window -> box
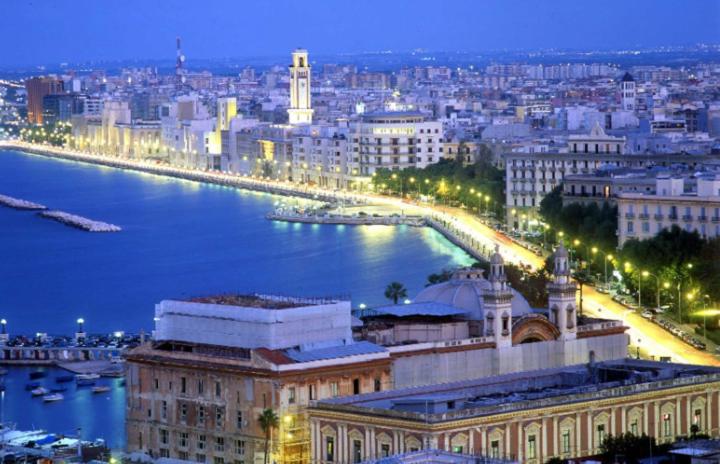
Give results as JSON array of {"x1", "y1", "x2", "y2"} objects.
[
  {"x1": 561, "y1": 430, "x2": 571, "y2": 454},
  {"x1": 352, "y1": 440, "x2": 362, "y2": 463},
  {"x1": 597, "y1": 424, "x2": 606, "y2": 444},
  {"x1": 181, "y1": 376, "x2": 186, "y2": 394},
  {"x1": 216, "y1": 407, "x2": 225, "y2": 429},
  {"x1": 490, "y1": 441, "x2": 500, "y2": 459},
  {"x1": 627, "y1": 221, "x2": 634, "y2": 233},
  {"x1": 198, "y1": 435, "x2": 206, "y2": 450},
  {"x1": 381, "y1": 444, "x2": 391, "y2": 457},
  {"x1": 216, "y1": 437, "x2": 225, "y2": 453},
  {"x1": 330, "y1": 382, "x2": 339, "y2": 397},
  {"x1": 161, "y1": 401, "x2": 167, "y2": 420},
  {"x1": 288, "y1": 387, "x2": 296, "y2": 404},
  {"x1": 159, "y1": 429, "x2": 169, "y2": 445},
  {"x1": 325, "y1": 437, "x2": 335, "y2": 462},
  {"x1": 663, "y1": 413, "x2": 672, "y2": 437},
  {"x1": 214, "y1": 458, "x2": 225, "y2": 464},
  {"x1": 154, "y1": 378, "x2": 159, "y2": 390},
  {"x1": 236, "y1": 411, "x2": 244, "y2": 429},
  {"x1": 527, "y1": 435, "x2": 537, "y2": 459},
  {"x1": 178, "y1": 451, "x2": 189, "y2": 461},
  {"x1": 235, "y1": 440, "x2": 245, "y2": 455},
  {"x1": 198, "y1": 379, "x2": 204, "y2": 395},
  {"x1": 179, "y1": 432, "x2": 189, "y2": 448},
  {"x1": 308, "y1": 384, "x2": 316, "y2": 400},
  {"x1": 630, "y1": 420, "x2": 638, "y2": 436},
  {"x1": 374, "y1": 378, "x2": 382, "y2": 392},
  {"x1": 452, "y1": 446, "x2": 463, "y2": 454},
  {"x1": 180, "y1": 403, "x2": 187, "y2": 423},
  {"x1": 353, "y1": 378, "x2": 360, "y2": 395},
  {"x1": 196, "y1": 454, "x2": 206, "y2": 463},
  {"x1": 160, "y1": 449, "x2": 170, "y2": 458},
  {"x1": 199, "y1": 406, "x2": 206, "y2": 426},
  {"x1": 215, "y1": 381, "x2": 222, "y2": 398}
]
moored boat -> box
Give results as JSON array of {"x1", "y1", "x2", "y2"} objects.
[
  {"x1": 76, "y1": 373, "x2": 100, "y2": 386},
  {"x1": 42, "y1": 393, "x2": 64, "y2": 402},
  {"x1": 55, "y1": 375, "x2": 74, "y2": 383},
  {"x1": 29, "y1": 371, "x2": 48, "y2": 380},
  {"x1": 91, "y1": 385, "x2": 110, "y2": 394},
  {"x1": 31, "y1": 387, "x2": 49, "y2": 396},
  {"x1": 25, "y1": 382, "x2": 40, "y2": 390}
]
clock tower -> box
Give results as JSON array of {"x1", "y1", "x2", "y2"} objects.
[{"x1": 288, "y1": 49, "x2": 314, "y2": 125}]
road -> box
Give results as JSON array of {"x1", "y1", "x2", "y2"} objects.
[{"x1": 6, "y1": 141, "x2": 718, "y2": 366}]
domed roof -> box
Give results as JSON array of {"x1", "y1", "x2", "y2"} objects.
[{"x1": 414, "y1": 268, "x2": 532, "y2": 320}]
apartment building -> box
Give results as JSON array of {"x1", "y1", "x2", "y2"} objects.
[{"x1": 617, "y1": 174, "x2": 720, "y2": 245}]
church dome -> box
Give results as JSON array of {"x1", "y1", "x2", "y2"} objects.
[{"x1": 414, "y1": 268, "x2": 532, "y2": 320}]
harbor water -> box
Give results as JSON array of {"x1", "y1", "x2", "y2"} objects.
[{"x1": 0, "y1": 148, "x2": 474, "y2": 448}]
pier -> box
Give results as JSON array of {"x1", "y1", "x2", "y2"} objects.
[
  {"x1": 266, "y1": 211, "x2": 426, "y2": 226},
  {"x1": 39, "y1": 210, "x2": 122, "y2": 232},
  {"x1": 0, "y1": 194, "x2": 46, "y2": 210},
  {"x1": 0, "y1": 345, "x2": 124, "y2": 366}
]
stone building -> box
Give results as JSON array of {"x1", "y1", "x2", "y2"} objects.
[{"x1": 309, "y1": 359, "x2": 720, "y2": 464}]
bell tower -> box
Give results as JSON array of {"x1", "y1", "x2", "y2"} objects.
[
  {"x1": 288, "y1": 49, "x2": 314, "y2": 125},
  {"x1": 483, "y1": 246, "x2": 513, "y2": 348},
  {"x1": 547, "y1": 244, "x2": 577, "y2": 340}
]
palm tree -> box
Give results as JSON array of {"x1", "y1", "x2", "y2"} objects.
[
  {"x1": 258, "y1": 408, "x2": 279, "y2": 464},
  {"x1": 384, "y1": 282, "x2": 408, "y2": 305}
]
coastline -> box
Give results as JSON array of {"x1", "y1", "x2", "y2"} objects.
[{"x1": 0, "y1": 141, "x2": 502, "y2": 264}]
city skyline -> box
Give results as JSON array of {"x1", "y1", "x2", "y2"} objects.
[{"x1": 2, "y1": 0, "x2": 719, "y2": 66}]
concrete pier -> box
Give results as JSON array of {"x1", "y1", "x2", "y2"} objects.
[
  {"x1": 39, "y1": 210, "x2": 122, "y2": 232},
  {"x1": 0, "y1": 194, "x2": 46, "y2": 210}
]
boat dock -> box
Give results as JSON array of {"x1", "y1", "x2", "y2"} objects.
[
  {"x1": 39, "y1": 210, "x2": 121, "y2": 232},
  {"x1": 266, "y1": 211, "x2": 427, "y2": 226},
  {"x1": 0, "y1": 194, "x2": 46, "y2": 210}
]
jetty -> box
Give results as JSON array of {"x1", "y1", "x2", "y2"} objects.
[
  {"x1": 39, "y1": 210, "x2": 122, "y2": 232},
  {"x1": 0, "y1": 194, "x2": 46, "y2": 210},
  {"x1": 267, "y1": 211, "x2": 426, "y2": 226}
]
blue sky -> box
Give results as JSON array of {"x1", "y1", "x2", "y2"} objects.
[{"x1": 1, "y1": 0, "x2": 719, "y2": 65}]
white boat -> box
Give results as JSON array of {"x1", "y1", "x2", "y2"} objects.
[
  {"x1": 76, "y1": 373, "x2": 100, "y2": 386},
  {"x1": 91, "y1": 385, "x2": 110, "y2": 394},
  {"x1": 31, "y1": 387, "x2": 49, "y2": 396},
  {"x1": 42, "y1": 393, "x2": 64, "y2": 402}
]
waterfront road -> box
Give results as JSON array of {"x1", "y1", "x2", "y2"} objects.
[{"x1": 3, "y1": 141, "x2": 718, "y2": 366}]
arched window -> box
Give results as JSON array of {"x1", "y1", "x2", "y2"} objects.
[{"x1": 566, "y1": 306, "x2": 575, "y2": 329}]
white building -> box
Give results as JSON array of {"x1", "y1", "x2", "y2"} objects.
[
  {"x1": 621, "y1": 72, "x2": 636, "y2": 112},
  {"x1": 287, "y1": 49, "x2": 313, "y2": 125},
  {"x1": 617, "y1": 174, "x2": 720, "y2": 245}
]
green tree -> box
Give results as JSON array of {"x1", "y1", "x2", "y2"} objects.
[
  {"x1": 427, "y1": 269, "x2": 453, "y2": 286},
  {"x1": 258, "y1": 408, "x2": 279, "y2": 464},
  {"x1": 600, "y1": 433, "x2": 657, "y2": 464},
  {"x1": 384, "y1": 282, "x2": 408, "y2": 304}
]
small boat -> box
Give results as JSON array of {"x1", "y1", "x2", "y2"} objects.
[
  {"x1": 91, "y1": 386, "x2": 110, "y2": 394},
  {"x1": 76, "y1": 373, "x2": 100, "y2": 386},
  {"x1": 42, "y1": 393, "x2": 64, "y2": 402},
  {"x1": 29, "y1": 371, "x2": 48, "y2": 380},
  {"x1": 31, "y1": 387, "x2": 49, "y2": 396},
  {"x1": 25, "y1": 382, "x2": 41, "y2": 390},
  {"x1": 55, "y1": 375, "x2": 74, "y2": 383},
  {"x1": 49, "y1": 387, "x2": 67, "y2": 393}
]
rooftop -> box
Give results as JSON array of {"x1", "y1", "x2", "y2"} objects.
[
  {"x1": 185, "y1": 294, "x2": 308, "y2": 309},
  {"x1": 314, "y1": 359, "x2": 720, "y2": 423}
]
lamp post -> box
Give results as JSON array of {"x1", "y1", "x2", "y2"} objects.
[
  {"x1": 642, "y1": 270, "x2": 660, "y2": 310},
  {"x1": 592, "y1": 248, "x2": 613, "y2": 288}
]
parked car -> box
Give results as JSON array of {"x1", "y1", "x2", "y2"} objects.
[{"x1": 641, "y1": 311, "x2": 654, "y2": 319}]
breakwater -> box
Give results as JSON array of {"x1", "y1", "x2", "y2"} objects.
[
  {"x1": 39, "y1": 210, "x2": 122, "y2": 232},
  {"x1": 0, "y1": 193, "x2": 47, "y2": 210}
]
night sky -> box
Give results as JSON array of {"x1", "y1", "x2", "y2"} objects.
[{"x1": 1, "y1": 0, "x2": 719, "y2": 65}]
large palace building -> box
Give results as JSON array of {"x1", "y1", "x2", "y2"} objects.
[
  {"x1": 309, "y1": 359, "x2": 720, "y2": 464},
  {"x1": 124, "y1": 247, "x2": 628, "y2": 464}
]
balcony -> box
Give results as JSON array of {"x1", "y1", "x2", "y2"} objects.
[
  {"x1": 698, "y1": 215, "x2": 708, "y2": 222},
  {"x1": 654, "y1": 214, "x2": 664, "y2": 220},
  {"x1": 668, "y1": 214, "x2": 679, "y2": 221},
  {"x1": 712, "y1": 217, "x2": 720, "y2": 223},
  {"x1": 682, "y1": 215, "x2": 693, "y2": 222},
  {"x1": 625, "y1": 213, "x2": 635, "y2": 219},
  {"x1": 638, "y1": 213, "x2": 650, "y2": 219}
]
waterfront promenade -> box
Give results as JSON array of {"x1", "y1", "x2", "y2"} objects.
[{"x1": 2, "y1": 141, "x2": 717, "y2": 366}]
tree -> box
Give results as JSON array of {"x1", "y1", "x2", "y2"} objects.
[
  {"x1": 258, "y1": 408, "x2": 279, "y2": 464},
  {"x1": 384, "y1": 282, "x2": 408, "y2": 304},
  {"x1": 427, "y1": 269, "x2": 453, "y2": 286},
  {"x1": 600, "y1": 433, "x2": 657, "y2": 464}
]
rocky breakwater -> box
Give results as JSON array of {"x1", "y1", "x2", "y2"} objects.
[
  {"x1": 0, "y1": 194, "x2": 47, "y2": 210},
  {"x1": 39, "y1": 210, "x2": 122, "y2": 232}
]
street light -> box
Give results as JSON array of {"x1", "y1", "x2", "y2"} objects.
[
  {"x1": 77, "y1": 318, "x2": 85, "y2": 333},
  {"x1": 641, "y1": 270, "x2": 660, "y2": 310},
  {"x1": 592, "y1": 249, "x2": 613, "y2": 288}
]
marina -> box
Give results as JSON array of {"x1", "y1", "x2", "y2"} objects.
[
  {"x1": 0, "y1": 193, "x2": 46, "y2": 210},
  {"x1": 38, "y1": 210, "x2": 122, "y2": 232}
]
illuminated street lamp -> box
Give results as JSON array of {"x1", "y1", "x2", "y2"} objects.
[
  {"x1": 77, "y1": 318, "x2": 85, "y2": 333},
  {"x1": 641, "y1": 270, "x2": 660, "y2": 309}
]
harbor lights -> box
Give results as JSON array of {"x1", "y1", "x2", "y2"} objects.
[
  {"x1": 75, "y1": 318, "x2": 87, "y2": 344},
  {"x1": 0, "y1": 319, "x2": 7, "y2": 344}
]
